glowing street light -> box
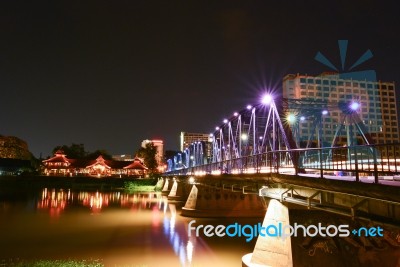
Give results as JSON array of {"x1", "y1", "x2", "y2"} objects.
[
  {"x1": 241, "y1": 133, "x2": 248, "y2": 141},
  {"x1": 300, "y1": 116, "x2": 305, "y2": 121},
  {"x1": 246, "y1": 105, "x2": 252, "y2": 110},
  {"x1": 233, "y1": 112, "x2": 239, "y2": 116},
  {"x1": 287, "y1": 113, "x2": 296, "y2": 124},
  {"x1": 350, "y1": 101, "x2": 360, "y2": 110},
  {"x1": 261, "y1": 94, "x2": 273, "y2": 105},
  {"x1": 215, "y1": 126, "x2": 220, "y2": 130},
  {"x1": 223, "y1": 119, "x2": 228, "y2": 123},
  {"x1": 322, "y1": 110, "x2": 328, "y2": 115}
]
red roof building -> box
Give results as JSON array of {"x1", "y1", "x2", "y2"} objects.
[
  {"x1": 42, "y1": 151, "x2": 148, "y2": 178},
  {"x1": 123, "y1": 157, "x2": 148, "y2": 176}
]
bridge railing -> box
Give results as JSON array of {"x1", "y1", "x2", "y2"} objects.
[{"x1": 165, "y1": 143, "x2": 400, "y2": 183}]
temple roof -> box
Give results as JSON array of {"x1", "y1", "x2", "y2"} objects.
[
  {"x1": 85, "y1": 155, "x2": 112, "y2": 169},
  {"x1": 42, "y1": 153, "x2": 146, "y2": 170},
  {"x1": 123, "y1": 158, "x2": 148, "y2": 170},
  {"x1": 42, "y1": 151, "x2": 69, "y2": 163}
]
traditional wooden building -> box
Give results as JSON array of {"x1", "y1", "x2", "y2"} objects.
[
  {"x1": 42, "y1": 150, "x2": 71, "y2": 175},
  {"x1": 42, "y1": 151, "x2": 148, "y2": 177},
  {"x1": 123, "y1": 158, "x2": 148, "y2": 176}
]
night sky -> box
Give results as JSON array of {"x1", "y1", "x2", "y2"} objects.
[{"x1": 1, "y1": 1, "x2": 399, "y2": 158}]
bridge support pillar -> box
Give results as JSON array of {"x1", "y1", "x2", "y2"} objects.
[
  {"x1": 167, "y1": 180, "x2": 189, "y2": 201},
  {"x1": 161, "y1": 178, "x2": 172, "y2": 195},
  {"x1": 181, "y1": 184, "x2": 267, "y2": 217},
  {"x1": 155, "y1": 178, "x2": 164, "y2": 190},
  {"x1": 242, "y1": 199, "x2": 293, "y2": 267}
]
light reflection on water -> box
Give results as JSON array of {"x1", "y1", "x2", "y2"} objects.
[{"x1": 0, "y1": 188, "x2": 257, "y2": 266}]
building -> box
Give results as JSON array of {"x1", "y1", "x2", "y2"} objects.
[
  {"x1": 141, "y1": 139, "x2": 164, "y2": 165},
  {"x1": 180, "y1": 132, "x2": 211, "y2": 151},
  {"x1": 283, "y1": 73, "x2": 399, "y2": 155},
  {"x1": 42, "y1": 150, "x2": 147, "y2": 177},
  {"x1": 112, "y1": 154, "x2": 134, "y2": 161}
]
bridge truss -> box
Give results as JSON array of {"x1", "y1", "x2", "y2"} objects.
[
  {"x1": 166, "y1": 95, "x2": 390, "y2": 177},
  {"x1": 167, "y1": 95, "x2": 295, "y2": 172}
]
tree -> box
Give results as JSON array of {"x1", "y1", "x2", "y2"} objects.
[
  {"x1": 136, "y1": 143, "x2": 158, "y2": 172},
  {"x1": 51, "y1": 144, "x2": 112, "y2": 160},
  {"x1": 52, "y1": 143, "x2": 86, "y2": 159},
  {"x1": 86, "y1": 149, "x2": 113, "y2": 160}
]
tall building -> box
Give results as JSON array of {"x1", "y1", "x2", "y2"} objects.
[
  {"x1": 180, "y1": 132, "x2": 211, "y2": 151},
  {"x1": 141, "y1": 139, "x2": 164, "y2": 165},
  {"x1": 282, "y1": 73, "x2": 399, "y2": 151}
]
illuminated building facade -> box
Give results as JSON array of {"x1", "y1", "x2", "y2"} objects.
[
  {"x1": 42, "y1": 150, "x2": 147, "y2": 177},
  {"x1": 283, "y1": 73, "x2": 399, "y2": 152},
  {"x1": 180, "y1": 132, "x2": 211, "y2": 151}
]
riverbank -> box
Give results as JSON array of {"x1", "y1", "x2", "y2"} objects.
[{"x1": 0, "y1": 175, "x2": 160, "y2": 193}]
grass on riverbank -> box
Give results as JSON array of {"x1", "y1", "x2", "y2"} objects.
[
  {"x1": 4, "y1": 259, "x2": 103, "y2": 267},
  {"x1": 123, "y1": 178, "x2": 162, "y2": 192},
  {"x1": 0, "y1": 176, "x2": 163, "y2": 192}
]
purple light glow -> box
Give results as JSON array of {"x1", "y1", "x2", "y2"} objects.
[
  {"x1": 350, "y1": 102, "x2": 360, "y2": 110},
  {"x1": 261, "y1": 94, "x2": 273, "y2": 105}
]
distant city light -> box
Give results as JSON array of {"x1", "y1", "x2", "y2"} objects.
[
  {"x1": 300, "y1": 116, "x2": 305, "y2": 121},
  {"x1": 287, "y1": 113, "x2": 296, "y2": 124},
  {"x1": 215, "y1": 126, "x2": 220, "y2": 130},
  {"x1": 246, "y1": 105, "x2": 252, "y2": 110},
  {"x1": 223, "y1": 119, "x2": 228, "y2": 123},
  {"x1": 233, "y1": 112, "x2": 239, "y2": 116},
  {"x1": 350, "y1": 102, "x2": 360, "y2": 110},
  {"x1": 322, "y1": 110, "x2": 328, "y2": 115},
  {"x1": 241, "y1": 133, "x2": 248, "y2": 141},
  {"x1": 261, "y1": 94, "x2": 273, "y2": 105}
]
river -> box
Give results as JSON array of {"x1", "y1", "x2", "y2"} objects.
[{"x1": 0, "y1": 188, "x2": 260, "y2": 266}]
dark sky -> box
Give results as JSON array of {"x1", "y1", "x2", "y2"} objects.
[{"x1": 1, "y1": 0, "x2": 399, "y2": 157}]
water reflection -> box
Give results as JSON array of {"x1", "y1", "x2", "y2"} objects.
[
  {"x1": 37, "y1": 188, "x2": 165, "y2": 215},
  {"x1": 36, "y1": 188, "x2": 200, "y2": 266},
  {"x1": 37, "y1": 188, "x2": 68, "y2": 217},
  {"x1": 163, "y1": 203, "x2": 198, "y2": 266},
  {"x1": 1, "y1": 188, "x2": 252, "y2": 266}
]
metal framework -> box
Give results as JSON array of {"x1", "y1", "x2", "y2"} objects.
[
  {"x1": 167, "y1": 97, "x2": 294, "y2": 172},
  {"x1": 166, "y1": 96, "x2": 378, "y2": 174},
  {"x1": 283, "y1": 98, "x2": 374, "y2": 149}
]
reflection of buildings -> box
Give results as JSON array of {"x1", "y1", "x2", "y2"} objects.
[
  {"x1": 42, "y1": 150, "x2": 147, "y2": 177},
  {"x1": 162, "y1": 203, "x2": 197, "y2": 267},
  {"x1": 37, "y1": 188, "x2": 69, "y2": 217},
  {"x1": 36, "y1": 189, "x2": 164, "y2": 215},
  {"x1": 80, "y1": 191, "x2": 109, "y2": 213}
]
